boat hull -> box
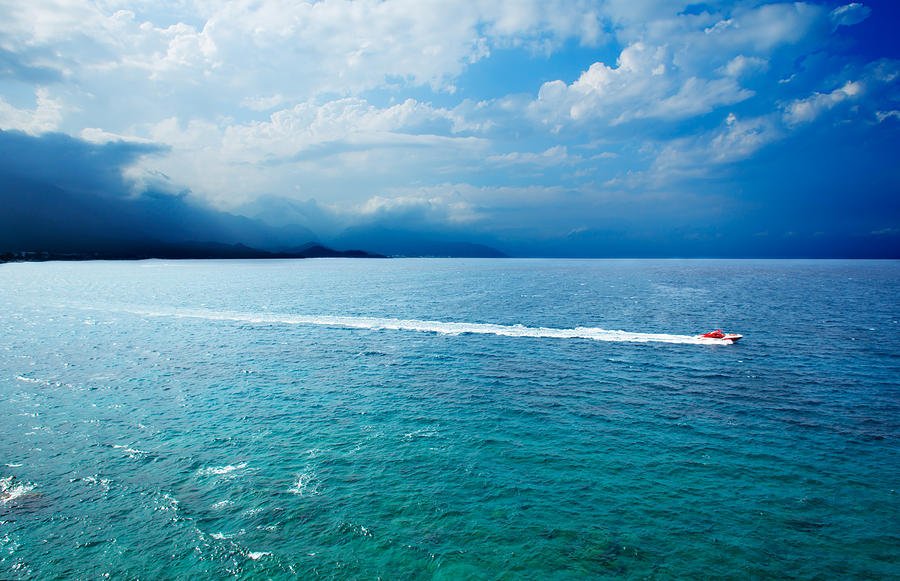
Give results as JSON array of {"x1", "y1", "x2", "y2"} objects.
[{"x1": 696, "y1": 332, "x2": 743, "y2": 342}]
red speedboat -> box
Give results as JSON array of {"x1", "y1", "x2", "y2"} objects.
[{"x1": 697, "y1": 329, "x2": 743, "y2": 342}]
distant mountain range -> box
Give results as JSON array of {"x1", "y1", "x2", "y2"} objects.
[
  {"x1": 329, "y1": 227, "x2": 507, "y2": 258},
  {"x1": 0, "y1": 242, "x2": 384, "y2": 263}
]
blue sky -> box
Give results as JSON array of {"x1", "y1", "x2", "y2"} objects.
[{"x1": 1, "y1": 0, "x2": 898, "y2": 256}]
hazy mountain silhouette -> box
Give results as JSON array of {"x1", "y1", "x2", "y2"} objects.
[{"x1": 0, "y1": 130, "x2": 504, "y2": 259}]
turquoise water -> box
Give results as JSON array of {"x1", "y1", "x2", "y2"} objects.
[{"x1": 1, "y1": 259, "x2": 898, "y2": 579}]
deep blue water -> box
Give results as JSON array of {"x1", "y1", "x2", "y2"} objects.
[{"x1": 1, "y1": 259, "x2": 898, "y2": 579}]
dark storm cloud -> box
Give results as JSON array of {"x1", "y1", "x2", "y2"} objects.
[
  {"x1": 0, "y1": 130, "x2": 165, "y2": 196},
  {"x1": 0, "y1": 130, "x2": 315, "y2": 254}
]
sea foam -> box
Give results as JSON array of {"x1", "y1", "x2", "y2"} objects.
[
  {"x1": 1, "y1": 476, "x2": 35, "y2": 504},
  {"x1": 198, "y1": 462, "x2": 247, "y2": 476}
]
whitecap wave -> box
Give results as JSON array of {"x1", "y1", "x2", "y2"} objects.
[
  {"x1": 80, "y1": 475, "x2": 111, "y2": 491},
  {"x1": 112, "y1": 444, "x2": 148, "y2": 458},
  {"x1": 288, "y1": 472, "x2": 319, "y2": 496},
  {"x1": 1, "y1": 476, "x2": 35, "y2": 504},
  {"x1": 198, "y1": 462, "x2": 247, "y2": 476},
  {"x1": 15, "y1": 375, "x2": 76, "y2": 389},
  {"x1": 82, "y1": 305, "x2": 738, "y2": 346},
  {"x1": 209, "y1": 530, "x2": 243, "y2": 540}
]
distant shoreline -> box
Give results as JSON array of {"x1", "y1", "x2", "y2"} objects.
[
  {"x1": 4, "y1": 252, "x2": 898, "y2": 263},
  {"x1": 0, "y1": 244, "x2": 386, "y2": 264}
]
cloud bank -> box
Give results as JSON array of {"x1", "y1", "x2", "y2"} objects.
[{"x1": 0, "y1": 0, "x2": 897, "y2": 256}]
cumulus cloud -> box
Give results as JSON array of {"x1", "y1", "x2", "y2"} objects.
[
  {"x1": 778, "y1": 58, "x2": 899, "y2": 127},
  {"x1": 523, "y1": 2, "x2": 879, "y2": 133},
  {"x1": 234, "y1": 98, "x2": 460, "y2": 149},
  {"x1": 522, "y1": 2, "x2": 875, "y2": 132},
  {"x1": 130, "y1": 95, "x2": 492, "y2": 207},
  {"x1": 199, "y1": 0, "x2": 603, "y2": 92},
  {"x1": 0, "y1": 0, "x2": 604, "y2": 98},
  {"x1": 530, "y1": 42, "x2": 752, "y2": 127},
  {"x1": 783, "y1": 81, "x2": 863, "y2": 126}
]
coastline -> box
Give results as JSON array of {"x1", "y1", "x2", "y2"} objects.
[{"x1": 0, "y1": 244, "x2": 385, "y2": 264}]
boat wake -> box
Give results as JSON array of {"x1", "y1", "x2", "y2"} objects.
[{"x1": 78, "y1": 306, "x2": 736, "y2": 345}]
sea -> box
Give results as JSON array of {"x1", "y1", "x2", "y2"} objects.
[{"x1": 0, "y1": 258, "x2": 897, "y2": 580}]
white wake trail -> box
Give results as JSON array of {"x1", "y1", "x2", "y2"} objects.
[{"x1": 84, "y1": 306, "x2": 734, "y2": 345}]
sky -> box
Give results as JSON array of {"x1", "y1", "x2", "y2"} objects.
[{"x1": 1, "y1": 0, "x2": 898, "y2": 257}]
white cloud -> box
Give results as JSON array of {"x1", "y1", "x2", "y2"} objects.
[
  {"x1": 876, "y1": 110, "x2": 900, "y2": 123},
  {"x1": 652, "y1": 113, "x2": 782, "y2": 178},
  {"x1": 867, "y1": 59, "x2": 900, "y2": 84},
  {"x1": 487, "y1": 146, "x2": 577, "y2": 168},
  {"x1": 0, "y1": 88, "x2": 63, "y2": 134},
  {"x1": 0, "y1": 0, "x2": 604, "y2": 97},
  {"x1": 256, "y1": 181, "x2": 603, "y2": 239},
  {"x1": 649, "y1": 76, "x2": 753, "y2": 121},
  {"x1": 783, "y1": 81, "x2": 863, "y2": 126},
  {"x1": 383, "y1": 182, "x2": 570, "y2": 212},
  {"x1": 721, "y1": 55, "x2": 769, "y2": 78},
  {"x1": 523, "y1": 2, "x2": 861, "y2": 131},
  {"x1": 607, "y1": 2, "x2": 833, "y2": 60},
  {"x1": 220, "y1": 97, "x2": 474, "y2": 160},
  {"x1": 707, "y1": 114, "x2": 782, "y2": 164},
  {"x1": 130, "y1": 96, "x2": 492, "y2": 206},
  {"x1": 263, "y1": 181, "x2": 582, "y2": 237},
  {"x1": 830, "y1": 3, "x2": 872, "y2": 28},
  {"x1": 700, "y1": 3, "x2": 824, "y2": 52},
  {"x1": 0, "y1": 0, "x2": 892, "y2": 231},
  {"x1": 0, "y1": 0, "x2": 107, "y2": 45},
  {"x1": 778, "y1": 58, "x2": 899, "y2": 127},
  {"x1": 356, "y1": 193, "x2": 484, "y2": 225},
  {"x1": 530, "y1": 42, "x2": 752, "y2": 127},
  {"x1": 371, "y1": 180, "x2": 739, "y2": 240},
  {"x1": 80, "y1": 127, "x2": 154, "y2": 144}
]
